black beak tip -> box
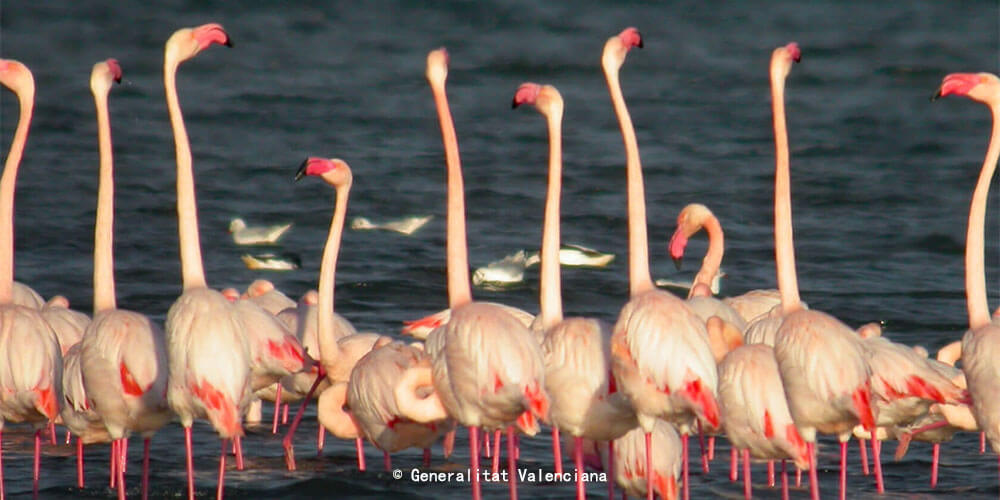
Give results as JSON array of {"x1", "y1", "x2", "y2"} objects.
[
  {"x1": 637, "y1": 40, "x2": 644, "y2": 49},
  {"x1": 672, "y1": 257, "x2": 683, "y2": 271},
  {"x1": 225, "y1": 38, "x2": 234, "y2": 48},
  {"x1": 511, "y1": 99, "x2": 520, "y2": 109},
  {"x1": 294, "y1": 159, "x2": 308, "y2": 181},
  {"x1": 930, "y1": 90, "x2": 942, "y2": 102}
]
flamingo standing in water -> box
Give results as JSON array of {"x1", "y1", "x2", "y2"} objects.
[
  {"x1": 0, "y1": 58, "x2": 64, "y2": 499},
  {"x1": 157, "y1": 24, "x2": 249, "y2": 500},
  {"x1": 76, "y1": 58, "x2": 173, "y2": 500},
  {"x1": 600, "y1": 28, "x2": 719, "y2": 500},
  {"x1": 934, "y1": 71, "x2": 1000, "y2": 491},
  {"x1": 422, "y1": 48, "x2": 548, "y2": 500},
  {"x1": 59, "y1": 344, "x2": 111, "y2": 489},
  {"x1": 764, "y1": 43, "x2": 876, "y2": 500},
  {"x1": 513, "y1": 82, "x2": 636, "y2": 499}
]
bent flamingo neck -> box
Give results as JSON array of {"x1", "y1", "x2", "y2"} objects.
[
  {"x1": 692, "y1": 215, "x2": 724, "y2": 297},
  {"x1": 93, "y1": 80, "x2": 117, "y2": 312},
  {"x1": 539, "y1": 98, "x2": 565, "y2": 330},
  {"x1": 0, "y1": 86, "x2": 33, "y2": 305},
  {"x1": 317, "y1": 183, "x2": 350, "y2": 367},
  {"x1": 164, "y1": 60, "x2": 207, "y2": 290},
  {"x1": 771, "y1": 68, "x2": 802, "y2": 314},
  {"x1": 966, "y1": 104, "x2": 1000, "y2": 330}
]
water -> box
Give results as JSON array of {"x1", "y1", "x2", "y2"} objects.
[{"x1": 1, "y1": 0, "x2": 999, "y2": 497}]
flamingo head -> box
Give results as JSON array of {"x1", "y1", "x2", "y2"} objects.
[
  {"x1": 0, "y1": 59, "x2": 35, "y2": 98},
  {"x1": 300, "y1": 289, "x2": 319, "y2": 306},
  {"x1": 668, "y1": 203, "x2": 713, "y2": 268},
  {"x1": 220, "y1": 288, "x2": 240, "y2": 302},
  {"x1": 512, "y1": 82, "x2": 564, "y2": 120},
  {"x1": 602, "y1": 27, "x2": 643, "y2": 74},
  {"x1": 295, "y1": 157, "x2": 353, "y2": 189},
  {"x1": 426, "y1": 48, "x2": 449, "y2": 88},
  {"x1": 165, "y1": 23, "x2": 232, "y2": 67},
  {"x1": 771, "y1": 42, "x2": 801, "y2": 82},
  {"x1": 90, "y1": 58, "x2": 122, "y2": 97},
  {"x1": 933, "y1": 73, "x2": 1000, "y2": 104},
  {"x1": 245, "y1": 279, "x2": 275, "y2": 299}
]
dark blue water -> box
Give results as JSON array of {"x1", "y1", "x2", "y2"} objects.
[{"x1": 2, "y1": 0, "x2": 999, "y2": 497}]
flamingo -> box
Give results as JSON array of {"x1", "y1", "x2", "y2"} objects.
[
  {"x1": 764, "y1": 43, "x2": 876, "y2": 500},
  {"x1": 157, "y1": 24, "x2": 248, "y2": 500},
  {"x1": 281, "y1": 158, "x2": 391, "y2": 470},
  {"x1": 0, "y1": 58, "x2": 64, "y2": 499},
  {"x1": 12, "y1": 282, "x2": 44, "y2": 309},
  {"x1": 601, "y1": 28, "x2": 719, "y2": 500},
  {"x1": 422, "y1": 48, "x2": 548, "y2": 500},
  {"x1": 401, "y1": 303, "x2": 534, "y2": 340},
  {"x1": 59, "y1": 344, "x2": 112, "y2": 489},
  {"x1": 513, "y1": 82, "x2": 636, "y2": 499},
  {"x1": 933, "y1": 71, "x2": 1000, "y2": 491},
  {"x1": 608, "y1": 421, "x2": 682, "y2": 500},
  {"x1": 40, "y1": 295, "x2": 89, "y2": 355},
  {"x1": 242, "y1": 279, "x2": 295, "y2": 315}
]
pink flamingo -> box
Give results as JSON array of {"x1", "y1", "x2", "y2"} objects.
[
  {"x1": 59, "y1": 344, "x2": 111, "y2": 489},
  {"x1": 513, "y1": 82, "x2": 636, "y2": 499},
  {"x1": 602, "y1": 28, "x2": 719, "y2": 500},
  {"x1": 40, "y1": 295, "x2": 89, "y2": 355},
  {"x1": 422, "y1": 48, "x2": 549, "y2": 500},
  {"x1": 608, "y1": 421, "x2": 682, "y2": 500},
  {"x1": 0, "y1": 58, "x2": 64, "y2": 499},
  {"x1": 158, "y1": 24, "x2": 248, "y2": 500},
  {"x1": 12, "y1": 282, "x2": 44, "y2": 309},
  {"x1": 934, "y1": 71, "x2": 1000, "y2": 492},
  {"x1": 281, "y1": 158, "x2": 391, "y2": 470},
  {"x1": 764, "y1": 43, "x2": 876, "y2": 500},
  {"x1": 242, "y1": 279, "x2": 295, "y2": 315},
  {"x1": 401, "y1": 304, "x2": 535, "y2": 340}
]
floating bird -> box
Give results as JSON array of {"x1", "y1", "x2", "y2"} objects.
[
  {"x1": 525, "y1": 243, "x2": 616, "y2": 268},
  {"x1": 229, "y1": 217, "x2": 293, "y2": 245},
  {"x1": 655, "y1": 271, "x2": 724, "y2": 296},
  {"x1": 472, "y1": 250, "x2": 528, "y2": 287},
  {"x1": 241, "y1": 252, "x2": 301, "y2": 271},
  {"x1": 350, "y1": 214, "x2": 432, "y2": 235}
]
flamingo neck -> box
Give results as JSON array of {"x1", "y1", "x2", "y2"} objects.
[
  {"x1": 0, "y1": 87, "x2": 33, "y2": 305},
  {"x1": 605, "y1": 66, "x2": 653, "y2": 296},
  {"x1": 692, "y1": 215, "x2": 724, "y2": 297},
  {"x1": 164, "y1": 60, "x2": 207, "y2": 290},
  {"x1": 317, "y1": 183, "x2": 350, "y2": 370},
  {"x1": 966, "y1": 103, "x2": 1000, "y2": 330},
  {"x1": 93, "y1": 85, "x2": 117, "y2": 313},
  {"x1": 539, "y1": 103, "x2": 564, "y2": 330},
  {"x1": 431, "y1": 81, "x2": 472, "y2": 308},
  {"x1": 771, "y1": 72, "x2": 802, "y2": 314}
]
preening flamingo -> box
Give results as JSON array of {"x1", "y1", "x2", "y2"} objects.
[
  {"x1": 157, "y1": 24, "x2": 248, "y2": 500},
  {"x1": 59, "y1": 344, "x2": 111, "y2": 489},
  {"x1": 934, "y1": 71, "x2": 1000, "y2": 490},
  {"x1": 601, "y1": 28, "x2": 718, "y2": 500},
  {"x1": 40, "y1": 295, "x2": 89, "y2": 355},
  {"x1": 0, "y1": 58, "x2": 64, "y2": 499},
  {"x1": 422, "y1": 48, "x2": 548, "y2": 500},
  {"x1": 609, "y1": 421, "x2": 682, "y2": 500},
  {"x1": 513, "y1": 82, "x2": 636, "y2": 499}
]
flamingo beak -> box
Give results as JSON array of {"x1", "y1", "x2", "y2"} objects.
[
  {"x1": 672, "y1": 256, "x2": 683, "y2": 271},
  {"x1": 294, "y1": 159, "x2": 309, "y2": 181}
]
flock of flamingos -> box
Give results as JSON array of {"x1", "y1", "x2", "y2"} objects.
[{"x1": 0, "y1": 20, "x2": 998, "y2": 500}]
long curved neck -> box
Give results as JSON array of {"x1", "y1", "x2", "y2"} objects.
[
  {"x1": 605, "y1": 65, "x2": 653, "y2": 296},
  {"x1": 317, "y1": 183, "x2": 350, "y2": 368},
  {"x1": 966, "y1": 103, "x2": 1000, "y2": 330},
  {"x1": 0, "y1": 88, "x2": 33, "y2": 305},
  {"x1": 771, "y1": 70, "x2": 802, "y2": 314},
  {"x1": 538, "y1": 104, "x2": 564, "y2": 330},
  {"x1": 165, "y1": 58, "x2": 207, "y2": 290},
  {"x1": 692, "y1": 215, "x2": 724, "y2": 295},
  {"x1": 93, "y1": 85, "x2": 116, "y2": 312},
  {"x1": 431, "y1": 80, "x2": 472, "y2": 308}
]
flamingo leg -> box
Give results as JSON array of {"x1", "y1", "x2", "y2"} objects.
[
  {"x1": 767, "y1": 460, "x2": 775, "y2": 487},
  {"x1": 47, "y1": 422, "x2": 56, "y2": 445},
  {"x1": 698, "y1": 422, "x2": 709, "y2": 473},
  {"x1": 872, "y1": 437, "x2": 884, "y2": 493},
  {"x1": 142, "y1": 437, "x2": 151, "y2": 500},
  {"x1": 317, "y1": 424, "x2": 325, "y2": 456},
  {"x1": 116, "y1": 439, "x2": 126, "y2": 500},
  {"x1": 110, "y1": 439, "x2": 117, "y2": 489},
  {"x1": 423, "y1": 448, "x2": 431, "y2": 467},
  {"x1": 121, "y1": 438, "x2": 128, "y2": 475},
  {"x1": 507, "y1": 426, "x2": 518, "y2": 500},
  {"x1": 281, "y1": 367, "x2": 325, "y2": 470},
  {"x1": 470, "y1": 427, "x2": 482, "y2": 500},
  {"x1": 492, "y1": 429, "x2": 501, "y2": 476},
  {"x1": 708, "y1": 436, "x2": 715, "y2": 461},
  {"x1": 0, "y1": 430, "x2": 5, "y2": 500},
  {"x1": 65, "y1": 430, "x2": 71, "y2": 445},
  {"x1": 282, "y1": 403, "x2": 289, "y2": 425},
  {"x1": 234, "y1": 435, "x2": 244, "y2": 471},
  {"x1": 574, "y1": 436, "x2": 585, "y2": 500},
  {"x1": 383, "y1": 451, "x2": 392, "y2": 472},
  {"x1": 484, "y1": 430, "x2": 491, "y2": 458},
  {"x1": 271, "y1": 384, "x2": 282, "y2": 434},
  {"x1": 807, "y1": 442, "x2": 819, "y2": 500},
  {"x1": 858, "y1": 438, "x2": 869, "y2": 475},
  {"x1": 981, "y1": 432, "x2": 987, "y2": 454},
  {"x1": 32, "y1": 429, "x2": 40, "y2": 496},
  {"x1": 443, "y1": 428, "x2": 456, "y2": 459},
  {"x1": 742, "y1": 449, "x2": 751, "y2": 500},
  {"x1": 355, "y1": 437, "x2": 366, "y2": 471},
  {"x1": 681, "y1": 434, "x2": 690, "y2": 500},
  {"x1": 930, "y1": 443, "x2": 939, "y2": 488},
  {"x1": 216, "y1": 440, "x2": 226, "y2": 500},
  {"x1": 607, "y1": 440, "x2": 615, "y2": 500},
  {"x1": 780, "y1": 459, "x2": 789, "y2": 500},
  {"x1": 645, "y1": 432, "x2": 654, "y2": 500},
  {"x1": 185, "y1": 426, "x2": 195, "y2": 500},
  {"x1": 839, "y1": 441, "x2": 847, "y2": 500},
  {"x1": 796, "y1": 467, "x2": 802, "y2": 488},
  {"x1": 76, "y1": 437, "x2": 84, "y2": 489},
  {"x1": 552, "y1": 427, "x2": 563, "y2": 475},
  {"x1": 730, "y1": 446, "x2": 738, "y2": 481}
]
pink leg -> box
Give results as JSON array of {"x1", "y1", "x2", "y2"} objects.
[
  {"x1": 491, "y1": 429, "x2": 501, "y2": 476},
  {"x1": 443, "y1": 429, "x2": 456, "y2": 458},
  {"x1": 698, "y1": 422, "x2": 709, "y2": 473},
  {"x1": 272, "y1": 384, "x2": 282, "y2": 434},
  {"x1": 781, "y1": 460, "x2": 789, "y2": 500},
  {"x1": 110, "y1": 439, "x2": 118, "y2": 489},
  {"x1": 796, "y1": 467, "x2": 802, "y2": 488},
  {"x1": 234, "y1": 435, "x2": 244, "y2": 471},
  {"x1": 645, "y1": 432, "x2": 654, "y2": 500},
  {"x1": 515, "y1": 434, "x2": 520, "y2": 461},
  {"x1": 0, "y1": 430, "x2": 5, "y2": 500},
  {"x1": 48, "y1": 422, "x2": 56, "y2": 445},
  {"x1": 767, "y1": 460, "x2": 775, "y2": 487},
  {"x1": 216, "y1": 440, "x2": 226, "y2": 500},
  {"x1": 33, "y1": 429, "x2": 40, "y2": 496},
  {"x1": 121, "y1": 438, "x2": 129, "y2": 475},
  {"x1": 930, "y1": 443, "x2": 939, "y2": 488},
  {"x1": 708, "y1": 436, "x2": 715, "y2": 461},
  {"x1": 730, "y1": 446, "x2": 738, "y2": 481},
  {"x1": 76, "y1": 437, "x2": 84, "y2": 488},
  {"x1": 574, "y1": 436, "x2": 585, "y2": 500},
  {"x1": 317, "y1": 424, "x2": 325, "y2": 455},
  {"x1": 607, "y1": 441, "x2": 615, "y2": 500},
  {"x1": 507, "y1": 426, "x2": 518, "y2": 500},
  {"x1": 116, "y1": 439, "x2": 126, "y2": 500},
  {"x1": 982, "y1": 432, "x2": 987, "y2": 454},
  {"x1": 282, "y1": 403, "x2": 289, "y2": 425},
  {"x1": 423, "y1": 448, "x2": 431, "y2": 467},
  {"x1": 65, "y1": 430, "x2": 71, "y2": 445},
  {"x1": 142, "y1": 438, "x2": 151, "y2": 500},
  {"x1": 742, "y1": 449, "x2": 751, "y2": 500},
  {"x1": 484, "y1": 430, "x2": 491, "y2": 458},
  {"x1": 552, "y1": 427, "x2": 563, "y2": 475},
  {"x1": 839, "y1": 441, "x2": 847, "y2": 500},
  {"x1": 281, "y1": 367, "x2": 326, "y2": 471},
  {"x1": 355, "y1": 437, "x2": 366, "y2": 471},
  {"x1": 872, "y1": 437, "x2": 884, "y2": 493},
  {"x1": 185, "y1": 427, "x2": 195, "y2": 500},
  {"x1": 807, "y1": 442, "x2": 819, "y2": 500},
  {"x1": 859, "y1": 438, "x2": 869, "y2": 476},
  {"x1": 682, "y1": 434, "x2": 690, "y2": 500},
  {"x1": 383, "y1": 451, "x2": 392, "y2": 472},
  {"x1": 470, "y1": 427, "x2": 482, "y2": 500}
]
